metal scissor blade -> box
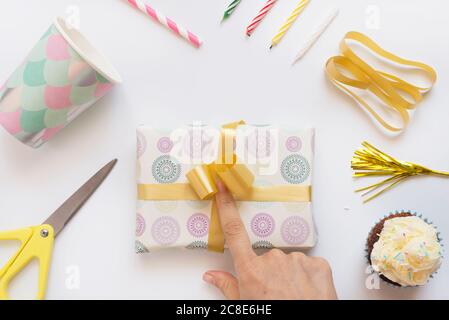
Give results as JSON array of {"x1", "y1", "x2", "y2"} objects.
[{"x1": 43, "y1": 159, "x2": 117, "y2": 237}]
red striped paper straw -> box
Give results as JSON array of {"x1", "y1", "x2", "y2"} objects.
[
  {"x1": 126, "y1": 0, "x2": 202, "y2": 48},
  {"x1": 246, "y1": 0, "x2": 278, "y2": 36}
]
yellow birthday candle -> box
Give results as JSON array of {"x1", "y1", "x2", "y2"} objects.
[{"x1": 270, "y1": 0, "x2": 310, "y2": 49}]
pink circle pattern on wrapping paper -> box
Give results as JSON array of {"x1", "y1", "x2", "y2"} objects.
[
  {"x1": 246, "y1": 129, "x2": 272, "y2": 158},
  {"x1": 151, "y1": 216, "x2": 180, "y2": 245},
  {"x1": 187, "y1": 213, "x2": 210, "y2": 238},
  {"x1": 136, "y1": 213, "x2": 146, "y2": 237},
  {"x1": 157, "y1": 136, "x2": 173, "y2": 153},
  {"x1": 251, "y1": 213, "x2": 275, "y2": 238},
  {"x1": 137, "y1": 132, "x2": 147, "y2": 158},
  {"x1": 281, "y1": 216, "x2": 309, "y2": 245},
  {"x1": 286, "y1": 136, "x2": 302, "y2": 152}
]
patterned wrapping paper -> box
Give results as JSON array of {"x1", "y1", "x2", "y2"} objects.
[
  {"x1": 0, "y1": 22, "x2": 116, "y2": 148},
  {"x1": 136, "y1": 124, "x2": 317, "y2": 253}
]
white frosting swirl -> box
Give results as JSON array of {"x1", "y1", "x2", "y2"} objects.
[{"x1": 370, "y1": 216, "x2": 442, "y2": 287}]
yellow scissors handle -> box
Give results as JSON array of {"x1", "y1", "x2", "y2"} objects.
[{"x1": 0, "y1": 224, "x2": 54, "y2": 300}]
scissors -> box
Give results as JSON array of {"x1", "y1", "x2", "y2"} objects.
[{"x1": 0, "y1": 159, "x2": 117, "y2": 300}]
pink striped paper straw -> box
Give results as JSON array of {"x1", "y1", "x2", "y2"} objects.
[
  {"x1": 126, "y1": 0, "x2": 202, "y2": 48},
  {"x1": 246, "y1": 0, "x2": 278, "y2": 36}
]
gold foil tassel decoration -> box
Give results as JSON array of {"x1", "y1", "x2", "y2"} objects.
[{"x1": 352, "y1": 142, "x2": 449, "y2": 203}]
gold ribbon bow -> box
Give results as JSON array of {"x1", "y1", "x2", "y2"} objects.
[
  {"x1": 326, "y1": 31, "x2": 437, "y2": 133},
  {"x1": 138, "y1": 121, "x2": 312, "y2": 252}
]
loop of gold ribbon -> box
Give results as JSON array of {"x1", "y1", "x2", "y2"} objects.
[
  {"x1": 326, "y1": 31, "x2": 437, "y2": 133},
  {"x1": 137, "y1": 121, "x2": 311, "y2": 252}
]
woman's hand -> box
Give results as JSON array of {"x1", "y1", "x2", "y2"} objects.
[{"x1": 203, "y1": 180, "x2": 338, "y2": 300}]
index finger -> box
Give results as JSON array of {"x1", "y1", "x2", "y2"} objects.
[{"x1": 215, "y1": 179, "x2": 256, "y2": 267}]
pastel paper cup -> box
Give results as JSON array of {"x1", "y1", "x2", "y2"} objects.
[{"x1": 0, "y1": 17, "x2": 122, "y2": 148}]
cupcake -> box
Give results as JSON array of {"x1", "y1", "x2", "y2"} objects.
[{"x1": 367, "y1": 212, "x2": 443, "y2": 287}]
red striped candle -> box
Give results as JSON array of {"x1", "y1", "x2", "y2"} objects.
[{"x1": 246, "y1": 0, "x2": 278, "y2": 36}]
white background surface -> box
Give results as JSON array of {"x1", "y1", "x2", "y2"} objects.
[{"x1": 0, "y1": 0, "x2": 448, "y2": 300}]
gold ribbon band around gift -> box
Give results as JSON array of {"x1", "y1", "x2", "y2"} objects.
[
  {"x1": 137, "y1": 121, "x2": 312, "y2": 252},
  {"x1": 326, "y1": 31, "x2": 437, "y2": 133}
]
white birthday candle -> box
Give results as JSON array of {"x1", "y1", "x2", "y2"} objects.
[{"x1": 292, "y1": 8, "x2": 339, "y2": 64}]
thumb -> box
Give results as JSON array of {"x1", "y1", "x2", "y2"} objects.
[{"x1": 203, "y1": 270, "x2": 240, "y2": 299}]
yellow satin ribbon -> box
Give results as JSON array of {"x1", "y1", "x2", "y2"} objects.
[
  {"x1": 326, "y1": 31, "x2": 437, "y2": 133},
  {"x1": 137, "y1": 121, "x2": 311, "y2": 252}
]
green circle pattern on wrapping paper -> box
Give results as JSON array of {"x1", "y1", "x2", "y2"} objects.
[
  {"x1": 1, "y1": 24, "x2": 113, "y2": 136},
  {"x1": 152, "y1": 156, "x2": 181, "y2": 184},
  {"x1": 186, "y1": 241, "x2": 208, "y2": 249},
  {"x1": 135, "y1": 241, "x2": 149, "y2": 254},
  {"x1": 280, "y1": 154, "x2": 311, "y2": 184},
  {"x1": 252, "y1": 241, "x2": 274, "y2": 249}
]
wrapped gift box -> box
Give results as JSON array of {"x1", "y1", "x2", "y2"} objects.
[{"x1": 136, "y1": 123, "x2": 317, "y2": 253}]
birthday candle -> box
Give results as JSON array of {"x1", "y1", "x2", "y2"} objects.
[
  {"x1": 222, "y1": 0, "x2": 242, "y2": 21},
  {"x1": 270, "y1": 0, "x2": 310, "y2": 49},
  {"x1": 126, "y1": 0, "x2": 202, "y2": 48},
  {"x1": 292, "y1": 8, "x2": 339, "y2": 64},
  {"x1": 246, "y1": 0, "x2": 278, "y2": 36}
]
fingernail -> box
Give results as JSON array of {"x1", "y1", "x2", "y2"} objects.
[{"x1": 203, "y1": 272, "x2": 215, "y2": 284}]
